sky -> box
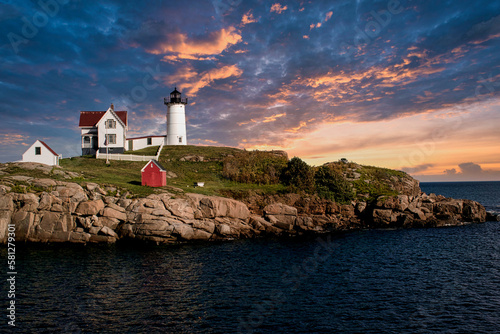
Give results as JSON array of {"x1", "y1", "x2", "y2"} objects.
[{"x1": 1, "y1": 0, "x2": 499, "y2": 182}]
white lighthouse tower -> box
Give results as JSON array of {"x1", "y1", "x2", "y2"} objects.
[{"x1": 164, "y1": 88, "x2": 188, "y2": 145}]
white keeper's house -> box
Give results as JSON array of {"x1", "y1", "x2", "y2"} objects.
[
  {"x1": 79, "y1": 88, "x2": 188, "y2": 156},
  {"x1": 79, "y1": 104, "x2": 128, "y2": 156}
]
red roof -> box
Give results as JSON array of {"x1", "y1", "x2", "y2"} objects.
[
  {"x1": 39, "y1": 140, "x2": 59, "y2": 156},
  {"x1": 79, "y1": 111, "x2": 127, "y2": 127}
]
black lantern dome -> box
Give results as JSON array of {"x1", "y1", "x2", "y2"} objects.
[{"x1": 164, "y1": 87, "x2": 188, "y2": 105}]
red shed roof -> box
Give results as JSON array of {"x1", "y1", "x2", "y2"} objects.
[
  {"x1": 141, "y1": 160, "x2": 166, "y2": 172},
  {"x1": 38, "y1": 140, "x2": 59, "y2": 156},
  {"x1": 79, "y1": 111, "x2": 127, "y2": 127}
]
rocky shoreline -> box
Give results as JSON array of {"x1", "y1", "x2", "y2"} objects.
[{"x1": 0, "y1": 176, "x2": 495, "y2": 245}]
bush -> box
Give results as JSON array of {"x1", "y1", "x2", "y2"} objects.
[
  {"x1": 314, "y1": 165, "x2": 355, "y2": 203},
  {"x1": 222, "y1": 151, "x2": 288, "y2": 185},
  {"x1": 280, "y1": 157, "x2": 315, "y2": 193}
]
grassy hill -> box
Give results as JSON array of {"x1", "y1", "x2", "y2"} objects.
[{"x1": 2, "y1": 145, "x2": 418, "y2": 201}]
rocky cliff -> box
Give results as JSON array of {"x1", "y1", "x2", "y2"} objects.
[{"x1": 0, "y1": 175, "x2": 489, "y2": 245}]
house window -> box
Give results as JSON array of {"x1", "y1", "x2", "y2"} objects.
[
  {"x1": 147, "y1": 137, "x2": 152, "y2": 145},
  {"x1": 105, "y1": 119, "x2": 116, "y2": 129},
  {"x1": 35, "y1": 147, "x2": 41, "y2": 155},
  {"x1": 106, "y1": 134, "x2": 116, "y2": 145},
  {"x1": 83, "y1": 136, "x2": 90, "y2": 144}
]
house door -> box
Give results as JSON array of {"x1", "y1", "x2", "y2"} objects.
[
  {"x1": 92, "y1": 136, "x2": 98, "y2": 150},
  {"x1": 128, "y1": 140, "x2": 133, "y2": 151}
]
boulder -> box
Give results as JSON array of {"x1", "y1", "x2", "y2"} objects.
[
  {"x1": 89, "y1": 235, "x2": 116, "y2": 243},
  {"x1": 372, "y1": 209, "x2": 397, "y2": 225},
  {"x1": 188, "y1": 194, "x2": 250, "y2": 220},
  {"x1": 102, "y1": 207, "x2": 127, "y2": 221},
  {"x1": 395, "y1": 195, "x2": 409, "y2": 212},
  {"x1": 192, "y1": 219, "x2": 216, "y2": 234},
  {"x1": 99, "y1": 217, "x2": 120, "y2": 229},
  {"x1": 192, "y1": 229, "x2": 212, "y2": 240},
  {"x1": 105, "y1": 202, "x2": 126, "y2": 213},
  {"x1": 30, "y1": 178, "x2": 57, "y2": 189},
  {"x1": 88, "y1": 226, "x2": 101, "y2": 235},
  {"x1": 0, "y1": 211, "x2": 12, "y2": 242},
  {"x1": 69, "y1": 232, "x2": 91, "y2": 243},
  {"x1": 249, "y1": 215, "x2": 269, "y2": 231},
  {"x1": 163, "y1": 198, "x2": 195, "y2": 219},
  {"x1": 39, "y1": 211, "x2": 61, "y2": 233},
  {"x1": 100, "y1": 226, "x2": 118, "y2": 238},
  {"x1": 17, "y1": 193, "x2": 39, "y2": 211},
  {"x1": 56, "y1": 183, "x2": 87, "y2": 202},
  {"x1": 355, "y1": 202, "x2": 367, "y2": 214},
  {"x1": 171, "y1": 222, "x2": 194, "y2": 240},
  {"x1": 75, "y1": 200, "x2": 104, "y2": 216},
  {"x1": 37, "y1": 192, "x2": 53, "y2": 211},
  {"x1": 263, "y1": 203, "x2": 297, "y2": 216},
  {"x1": 0, "y1": 194, "x2": 14, "y2": 212},
  {"x1": 216, "y1": 223, "x2": 232, "y2": 236},
  {"x1": 12, "y1": 211, "x2": 34, "y2": 240}
]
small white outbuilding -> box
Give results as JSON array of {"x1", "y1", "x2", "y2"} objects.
[{"x1": 22, "y1": 140, "x2": 61, "y2": 166}]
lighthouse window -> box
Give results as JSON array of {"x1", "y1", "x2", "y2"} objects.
[{"x1": 179, "y1": 136, "x2": 183, "y2": 143}]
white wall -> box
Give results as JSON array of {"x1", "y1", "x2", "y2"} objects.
[
  {"x1": 127, "y1": 136, "x2": 165, "y2": 151},
  {"x1": 22, "y1": 140, "x2": 60, "y2": 166}
]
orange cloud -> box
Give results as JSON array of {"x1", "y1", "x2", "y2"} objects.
[
  {"x1": 150, "y1": 27, "x2": 242, "y2": 61},
  {"x1": 325, "y1": 11, "x2": 333, "y2": 22},
  {"x1": 270, "y1": 3, "x2": 287, "y2": 14},
  {"x1": 168, "y1": 64, "x2": 243, "y2": 96},
  {"x1": 0, "y1": 133, "x2": 31, "y2": 146},
  {"x1": 470, "y1": 32, "x2": 500, "y2": 45},
  {"x1": 271, "y1": 50, "x2": 452, "y2": 106},
  {"x1": 263, "y1": 113, "x2": 286, "y2": 123},
  {"x1": 241, "y1": 10, "x2": 258, "y2": 26}
]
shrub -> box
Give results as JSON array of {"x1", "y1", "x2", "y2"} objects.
[
  {"x1": 222, "y1": 151, "x2": 288, "y2": 185},
  {"x1": 314, "y1": 165, "x2": 355, "y2": 203},
  {"x1": 280, "y1": 157, "x2": 315, "y2": 193}
]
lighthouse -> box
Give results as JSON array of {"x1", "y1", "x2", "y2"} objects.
[{"x1": 164, "y1": 88, "x2": 188, "y2": 145}]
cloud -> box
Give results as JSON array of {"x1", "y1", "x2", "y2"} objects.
[
  {"x1": 414, "y1": 162, "x2": 500, "y2": 182},
  {"x1": 270, "y1": 3, "x2": 287, "y2": 14},
  {"x1": 325, "y1": 11, "x2": 333, "y2": 22},
  {"x1": 444, "y1": 168, "x2": 457, "y2": 175},
  {"x1": 458, "y1": 162, "x2": 483, "y2": 175},
  {"x1": 167, "y1": 64, "x2": 243, "y2": 96},
  {"x1": 402, "y1": 164, "x2": 435, "y2": 174},
  {"x1": 148, "y1": 27, "x2": 242, "y2": 61},
  {"x1": 241, "y1": 10, "x2": 258, "y2": 26}
]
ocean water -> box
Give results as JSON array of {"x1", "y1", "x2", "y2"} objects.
[{"x1": 1, "y1": 182, "x2": 500, "y2": 333}]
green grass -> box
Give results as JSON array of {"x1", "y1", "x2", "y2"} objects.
[
  {"x1": 60, "y1": 157, "x2": 156, "y2": 197},
  {"x1": 55, "y1": 146, "x2": 272, "y2": 198},
  {"x1": 2, "y1": 146, "x2": 414, "y2": 201}
]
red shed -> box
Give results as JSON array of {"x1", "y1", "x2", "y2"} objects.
[{"x1": 141, "y1": 160, "x2": 167, "y2": 187}]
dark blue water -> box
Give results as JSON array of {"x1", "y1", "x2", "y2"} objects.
[{"x1": 1, "y1": 182, "x2": 500, "y2": 333}]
